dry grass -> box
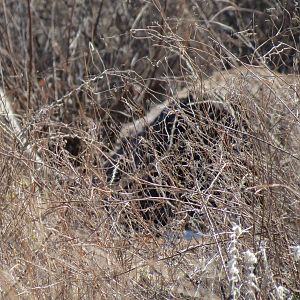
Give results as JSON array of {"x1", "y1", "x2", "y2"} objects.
[{"x1": 0, "y1": 1, "x2": 300, "y2": 299}]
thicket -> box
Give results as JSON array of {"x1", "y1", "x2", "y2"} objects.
[{"x1": 0, "y1": 0, "x2": 299, "y2": 299}]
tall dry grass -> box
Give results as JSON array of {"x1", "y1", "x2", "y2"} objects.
[{"x1": 0, "y1": 1, "x2": 300, "y2": 299}]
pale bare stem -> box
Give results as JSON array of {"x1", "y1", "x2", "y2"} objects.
[
  {"x1": 51, "y1": 1, "x2": 58, "y2": 112},
  {"x1": 228, "y1": 224, "x2": 242, "y2": 300},
  {"x1": 2, "y1": 0, "x2": 13, "y2": 53},
  {"x1": 243, "y1": 250, "x2": 259, "y2": 300}
]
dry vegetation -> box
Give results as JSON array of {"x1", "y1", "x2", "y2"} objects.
[{"x1": 0, "y1": 0, "x2": 300, "y2": 299}]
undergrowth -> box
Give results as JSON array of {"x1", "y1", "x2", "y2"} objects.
[{"x1": 0, "y1": 1, "x2": 299, "y2": 299}]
